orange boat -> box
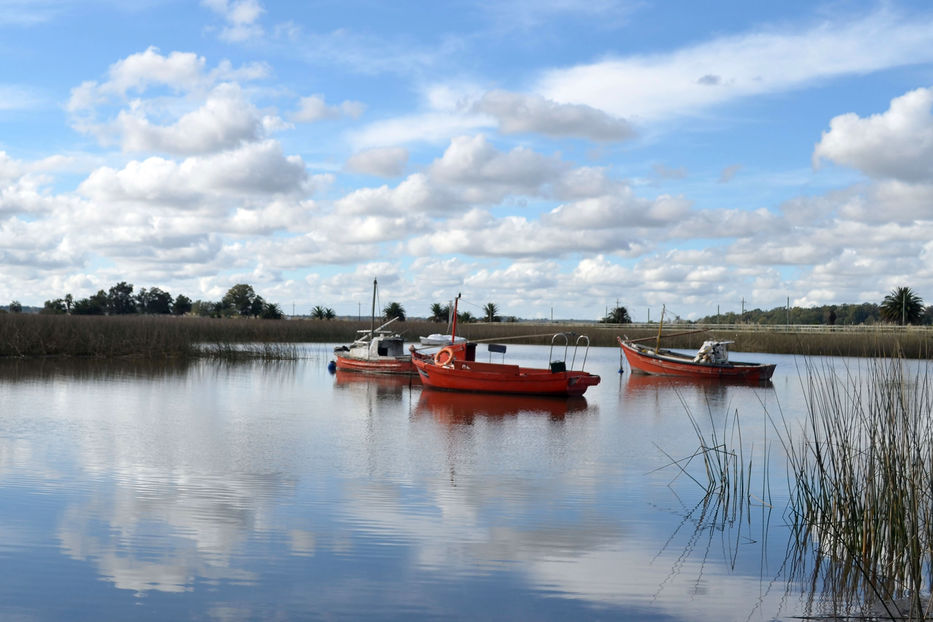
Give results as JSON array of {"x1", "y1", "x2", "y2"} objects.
[
  {"x1": 618, "y1": 337, "x2": 775, "y2": 383},
  {"x1": 409, "y1": 295, "x2": 600, "y2": 397}
]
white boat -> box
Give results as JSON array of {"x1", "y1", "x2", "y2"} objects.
[
  {"x1": 332, "y1": 279, "x2": 415, "y2": 375},
  {"x1": 420, "y1": 299, "x2": 465, "y2": 346},
  {"x1": 419, "y1": 333, "x2": 467, "y2": 346}
]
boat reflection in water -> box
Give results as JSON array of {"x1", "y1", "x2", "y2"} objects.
[
  {"x1": 621, "y1": 369, "x2": 776, "y2": 420},
  {"x1": 333, "y1": 369, "x2": 416, "y2": 404},
  {"x1": 623, "y1": 372, "x2": 773, "y2": 394},
  {"x1": 415, "y1": 389, "x2": 588, "y2": 424}
]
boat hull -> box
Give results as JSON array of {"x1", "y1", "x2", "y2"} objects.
[
  {"x1": 412, "y1": 356, "x2": 600, "y2": 396},
  {"x1": 334, "y1": 354, "x2": 416, "y2": 375},
  {"x1": 618, "y1": 338, "x2": 775, "y2": 382}
]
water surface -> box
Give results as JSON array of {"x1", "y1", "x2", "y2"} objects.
[{"x1": 0, "y1": 345, "x2": 865, "y2": 620}]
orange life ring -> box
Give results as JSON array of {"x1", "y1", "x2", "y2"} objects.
[{"x1": 434, "y1": 346, "x2": 455, "y2": 366}]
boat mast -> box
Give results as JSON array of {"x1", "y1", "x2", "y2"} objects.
[
  {"x1": 449, "y1": 293, "x2": 461, "y2": 343},
  {"x1": 655, "y1": 304, "x2": 665, "y2": 353},
  {"x1": 370, "y1": 278, "x2": 377, "y2": 341}
]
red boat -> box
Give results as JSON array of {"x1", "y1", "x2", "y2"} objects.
[
  {"x1": 409, "y1": 295, "x2": 600, "y2": 396},
  {"x1": 618, "y1": 337, "x2": 775, "y2": 383},
  {"x1": 411, "y1": 341, "x2": 600, "y2": 396}
]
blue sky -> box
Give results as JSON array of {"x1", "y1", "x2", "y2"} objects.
[{"x1": 2, "y1": 0, "x2": 933, "y2": 321}]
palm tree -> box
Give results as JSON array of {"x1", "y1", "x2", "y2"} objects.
[
  {"x1": 429, "y1": 302, "x2": 449, "y2": 323},
  {"x1": 483, "y1": 302, "x2": 500, "y2": 322},
  {"x1": 601, "y1": 306, "x2": 632, "y2": 324},
  {"x1": 383, "y1": 301, "x2": 406, "y2": 321},
  {"x1": 311, "y1": 305, "x2": 327, "y2": 319},
  {"x1": 880, "y1": 286, "x2": 924, "y2": 325}
]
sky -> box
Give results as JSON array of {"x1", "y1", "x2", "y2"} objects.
[{"x1": 1, "y1": 0, "x2": 933, "y2": 321}]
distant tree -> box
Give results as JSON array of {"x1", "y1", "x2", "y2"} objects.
[
  {"x1": 8, "y1": 300, "x2": 22, "y2": 313},
  {"x1": 108, "y1": 281, "x2": 137, "y2": 315},
  {"x1": 483, "y1": 302, "x2": 500, "y2": 322},
  {"x1": 429, "y1": 303, "x2": 450, "y2": 323},
  {"x1": 172, "y1": 294, "x2": 192, "y2": 316},
  {"x1": 458, "y1": 310, "x2": 475, "y2": 323},
  {"x1": 250, "y1": 295, "x2": 266, "y2": 318},
  {"x1": 826, "y1": 306, "x2": 837, "y2": 326},
  {"x1": 310, "y1": 306, "x2": 337, "y2": 320},
  {"x1": 880, "y1": 286, "x2": 924, "y2": 325},
  {"x1": 71, "y1": 295, "x2": 106, "y2": 315},
  {"x1": 383, "y1": 301, "x2": 406, "y2": 321},
  {"x1": 64, "y1": 294, "x2": 73, "y2": 313},
  {"x1": 222, "y1": 284, "x2": 258, "y2": 317},
  {"x1": 41, "y1": 299, "x2": 67, "y2": 314},
  {"x1": 91, "y1": 290, "x2": 109, "y2": 312},
  {"x1": 260, "y1": 302, "x2": 284, "y2": 319},
  {"x1": 602, "y1": 306, "x2": 632, "y2": 323},
  {"x1": 192, "y1": 300, "x2": 221, "y2": 317},
  {"x1": 136, "y1": 287, "x2": 173, "y2": 314}
]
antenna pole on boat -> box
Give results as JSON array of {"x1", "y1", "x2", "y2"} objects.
[
  {"x1": 450, "y1": 293, "x2": 461, "y2": 343},
  {"x1": 655, "y1": 304, "x2": 665, "y2": 353}
]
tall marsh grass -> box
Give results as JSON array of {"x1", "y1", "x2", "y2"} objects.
[
  {"x1": 1, "y1": 313, "x2": 930, "y2": 359},
  {"x1": 0, "y1": 314, "x2": 320, "y2": 359},
  {"x1": 673, "y1": 355, "x2": 933, "y2": 619},
  {"x1": 781, "y1": 357, "x2": 933, "y2": 619}
]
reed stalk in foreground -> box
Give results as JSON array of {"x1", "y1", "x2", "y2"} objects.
[
  {"x1": 782, "y1": 356, "x2": 933, "y2": 620},
  {"x1": 658, "y1": 392, "x2": 769, "y2": 548}
]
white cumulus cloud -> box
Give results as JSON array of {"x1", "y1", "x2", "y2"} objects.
[
  {"x1": 813, "y1": 86, "x2": 933, "y2": 183},
  {"x1": 345, "y1": 147, "x2": 409, "y2": 177},
  {"x1": 476, "y1": 90, "x2": 634, "y2": 141}
]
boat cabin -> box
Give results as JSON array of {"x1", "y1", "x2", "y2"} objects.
[{"x1": 693, "y1": 340, "x2": 733, "y2": 364}]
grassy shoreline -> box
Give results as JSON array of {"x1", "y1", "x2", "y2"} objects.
[{"x1": 0, "y1": 313, "x2": 930, "y2": 358}]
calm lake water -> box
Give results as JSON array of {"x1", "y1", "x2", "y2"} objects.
[{"x1": 0, "y1": 343, "x2": 895, "y2": 620}]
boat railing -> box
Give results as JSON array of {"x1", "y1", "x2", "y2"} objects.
[
  {"x1": 548, "y1": 333, "x2": 591, "y2": 372},
  {"x1": 572, "y1": 334, "x2": 590, "y2": 371}
]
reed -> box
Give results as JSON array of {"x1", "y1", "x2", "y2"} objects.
[
  {"x1": 782, "y1": 356, "x2": 933, "y2": 619},
  {"x1": 463, "y1": 323, "x2": 933, "y2": 358},
  {"x1": 1, "y1": 313, "x2": 930, "y2": 359},
  {"x1": 0, "y1": 314, "x2": 320, "y2": 359}
]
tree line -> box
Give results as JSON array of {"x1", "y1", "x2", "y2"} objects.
[
  {"x1": 28, "y1": 282, "x2": 284, "y2": 319},
  {"x1": 595, "y1": 286, "x2": 931, "y2": 326},
  {"x1": 694, "y1": 287, "x2": 931, "y2": 326},
  {"x1": 9, "y1": 284, "x2": 929, "y2": 326},
  {"x1": 306, "y1": 300, "x2": 508, "y2": 323},
  {"x1": 427, "y1": 301, "x2": 508, "y2": 323}
]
